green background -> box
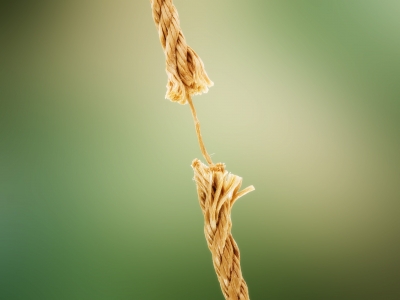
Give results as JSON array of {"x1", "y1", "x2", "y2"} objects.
[{"x1": 1, "y1": 1, "x2": 400, "y2": 299}]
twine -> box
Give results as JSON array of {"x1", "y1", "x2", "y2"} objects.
[{"x1": 150, "y1": 1, "x2": 255, "y2": 299}]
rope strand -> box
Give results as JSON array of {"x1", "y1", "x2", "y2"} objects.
[
  {"x1": 192, "y1": 159, "x2": 254, "y2": 300},
  {"x1": 151, "y1": 0, "x2": 213, "y2": 104}
]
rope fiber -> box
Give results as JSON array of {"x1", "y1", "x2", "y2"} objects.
[{"x1": 150, "y1": 1, "x2": 255, "y2": 299}]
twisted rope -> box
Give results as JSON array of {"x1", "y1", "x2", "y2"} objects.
[
  {"x1": 151, "y1": 0, "x2": 213, "y2": 104},
  {"x1": 192, "y1": 159, "x2": 254, "y2": 300},
  {"x1": 150, "y1": 1, "x2": 255, "y2": 299}
]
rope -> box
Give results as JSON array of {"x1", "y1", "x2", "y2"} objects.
[
  {"x1": 151, "y1": 0, "x2": 213, "y2": 104},
  {"x1": 186, "y1": 93, "x2": 213, "y2": 165},
  {"x1": 150, "y1": 1, "x2": 255, "y2": 299}
]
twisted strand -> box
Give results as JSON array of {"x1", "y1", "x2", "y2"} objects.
[
  {"x1": 192, "y1": 159, "x2": 254, "y2": 300},
  {"x1": 151, "y1": 0, "x2": 213, "y2": 104}
]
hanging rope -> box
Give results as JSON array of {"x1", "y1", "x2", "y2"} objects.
[
  {"x1": 151, "y1": 0, "x2": 213, "y2": 104},
  {"x1": 150, "y1": 1, "x2": 255, "y2": 299}
]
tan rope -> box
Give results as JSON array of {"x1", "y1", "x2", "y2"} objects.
[
  {"x1": 151, "y1": 0, "x2": 213, "y2": 104},
  {"x1": 150, "y1": 1, "x2": 255, "y2": 299},
  {"x1": 192, "y1": 159, "x2": 254, "y2": 300},
  {"x1": 186, "y1": 93, "x2": 213, "y2": 165}
]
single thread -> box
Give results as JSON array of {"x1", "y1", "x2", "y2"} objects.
[
  {"x1": 186, "y1": 94, "x2": 213, "y2": 165},
  {"x1": 151, "y1": 0, "x2": 213, "y2": 104}
]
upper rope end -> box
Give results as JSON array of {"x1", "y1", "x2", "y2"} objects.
[{"x1": 166, "y1": 81, "x2": 214, "y2": 105}]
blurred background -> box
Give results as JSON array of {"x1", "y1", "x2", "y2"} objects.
[{"x1": 1, "y1": 0, "x2": 400, "y2": 299}]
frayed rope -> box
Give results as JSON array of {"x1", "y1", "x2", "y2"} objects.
[{"x1": 150, "y1": 1, "x2": 254, "y2": 299}]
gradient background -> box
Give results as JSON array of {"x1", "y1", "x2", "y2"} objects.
[{"x1": 1, "y1": 1, "x2": 400, "y2": 299}]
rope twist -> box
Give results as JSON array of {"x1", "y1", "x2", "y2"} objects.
[
  {"x1": 150, "y1": 1, "x2": 254, "y2": 299},
  {"x1": 151, "y1": 0, "x2": 213, "y2": 104},
  {"x1": 192, "y1": 159, "x2": 254, "y2": 300}
]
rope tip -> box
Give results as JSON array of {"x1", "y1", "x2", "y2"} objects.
[
  {"x1": 191, "y1": 157, "x2": 252, "y2": 299},
  {"x1": 191, "y1": 158, "x2": 201, "y2": 169}
]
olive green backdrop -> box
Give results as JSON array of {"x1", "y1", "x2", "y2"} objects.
[{"x1": 1, "y1": 1, "x2": 399, "y2": 299}]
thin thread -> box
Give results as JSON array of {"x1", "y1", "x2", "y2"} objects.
[
  {"x1": 151, "y1": 0, "x2": 213, "y2": 104},
  {"x1": 186, "y1": 94, "x2": 213, "y2": 165}
]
